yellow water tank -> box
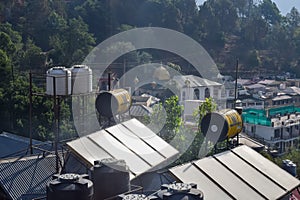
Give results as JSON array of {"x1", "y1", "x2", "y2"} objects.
[
  {"x1": 200, "y1": 109, "x2": 242, "y2": 142},
  {"x1": 96, "y1": 89, "x2": 131, "y2": 117}
]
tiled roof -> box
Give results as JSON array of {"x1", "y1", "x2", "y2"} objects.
[
  {"x1": 0, "y1": 154, "x2": 61, "y2": 200},
  {"x1": 172, "y1": 75, "x2": 222, "y2": 88}
]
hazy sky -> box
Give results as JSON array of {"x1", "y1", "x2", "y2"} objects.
[{"x1": 196, "y1": 0, "x2": 300, "y2": 15}]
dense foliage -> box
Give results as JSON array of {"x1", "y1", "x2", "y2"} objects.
[{"x1": 1, "y1": 0, "x2": 300, "y2": 140}]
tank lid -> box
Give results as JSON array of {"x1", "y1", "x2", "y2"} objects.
[
  {"x1": 122, "y1": 194, "x2": 148, "y2": 200},
  {"x1": 48, "y1": 66, "x2": 67, "y2": 72},
  {"x1": 58, "y1": 173, "x2": 80, "y2": 182},
  {"x1": 164, "y1": 183, "x2": 194, "y2": 192},
  {"x1": 72, "y1": 64, "x2": 88, "y2": 68}
]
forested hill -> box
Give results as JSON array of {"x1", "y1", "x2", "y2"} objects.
[
  {"x1": 0, "y1": 0, "x2": 300, "y2": 137},
  {"x1": 1, "y1": 0, "x2": 300, "y2": 75}
]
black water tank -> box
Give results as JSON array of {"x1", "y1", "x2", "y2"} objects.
[
  {"x1": 46, "y1": 173, "x2": 93, "y2": 200},
  {"x1": 90, "y1": 158, "x2": 130, "y2": 200},
  {"x1": 157, "y1": 183, "x2": 204, "y2": 200}
]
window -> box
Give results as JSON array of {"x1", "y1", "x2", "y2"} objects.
[
  {"x1": 274, "y1": 129, "x2": 280, "y2": 138},
  {"x1": 182, "y1": 91, "x2": 186, "y2": 101},
  {"x1": 205, "y1": 88, "x2": 210, "y2": 98},
  {"x1": 194, "y1": 88, "x2": 200, "y2": 100}
]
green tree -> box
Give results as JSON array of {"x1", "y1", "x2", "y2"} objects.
[
  {"x1": 194, "y1": 97, "x2": 217, "y2": 131},
  {"x1": 193, "y1": 97, "x2": 217, "y2": 157},
  {"x1": 0, "y1": 49, "x2": 12, "y2": 132},
  {"x1": 22, "y1": 39, "x2": 45, "y2": 71},
  {"x1": 258, "y1": 0, "x2": 281, "y2": 25},
  {"x1": 149, "y1": 96, "x2": 183, "y2": 142},
  {"x1": 49, "y1": 16, "x2": 96, "y2": 66}
]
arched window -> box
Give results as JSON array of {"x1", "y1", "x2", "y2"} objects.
[
  {"x1": 205, "y1": 88, "x2": 210, "y2": 98},
  {"x1": 194, "y1": 88, "x2": 200, "y2": 100}
]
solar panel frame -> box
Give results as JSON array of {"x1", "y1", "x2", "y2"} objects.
[
  {"x1": 106, "y1": 124, "x2": 166, "y2": 167},
  {"x1": 232, "y1": 146, "x2": 300, "y2": 192},
  {"x1": 67, "y1": 119, "x2": 179, "y2": 179},
  {"x1": 169, "y1": 163, "x2": 233, "y2": 200},
  {"x1": 193, "y1": 157, "x2": 265, "y2": 200},
  {"x1": 122, "y1": 119, "x2": 179, "y2": 158},
  {"x1": 214, "y1": 150, "x2": 286, "y2": 199}
]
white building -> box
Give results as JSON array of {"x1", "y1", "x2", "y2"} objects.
[
  {"x1": 170, "y1": 75, "x2": 226, "y2": 109},
  {"x1": 243, "y1": 107, "x2": 300, "y2": 155}
]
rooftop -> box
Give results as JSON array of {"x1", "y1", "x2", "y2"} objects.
[
  {"x1": 0, "y1": 132, "x2": 53, "y2": 159},
  {"x1": 169, "y1": 145, "x2": 300, "y2": 200},
  {"x1": 172, "y1": 75, "x2": 222, "y2": 88},
  {"x1": 66, "y1": 118, "x2": 179, "y2": 179},
  {"x1": 0, "y1": 154, "x2": 61, "y2": 200},
  {"x1": 242, "y1": 105, "x2": 300, "y2": 126}
]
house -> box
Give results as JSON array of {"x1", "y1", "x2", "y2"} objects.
[
  {"x1": 237, "y1": 78, "x2": 254, "y2": 86},
  {"x1": 129, "y1": 104, "x2": 153, "y2": 121},
  {"x1": 244, "y1": 83, "x2": 266, "y2": 94},
  {"x1": 170, "y1": 75, "x2": 226, "y2": 109},
  {"x1": 286, "y1": 79, "x2": 300, "y2": 88},
  {"x1": 258, "y1": 79, "x2": 281, "y2": 88},
  {"x1": 243, "y1": 105, "x2": 300, "y2": 154},
  {"x1": 240, "y1": 98, "x2": 264, "y2": 109},
  {"x1": 284, "y1": 86, "x2": 300, "y2": 107}
]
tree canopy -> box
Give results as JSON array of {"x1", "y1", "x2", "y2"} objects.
[{"x1": 1, "y1": 0, "x2": 300, "y2": 140}]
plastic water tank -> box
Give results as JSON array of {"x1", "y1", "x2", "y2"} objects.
[
  {"x1": 157, "y1": 183, "x2": 204, "y2": 200},
  {"x1": 95, "y1": 89, "x2": 131, "y2": 117},
  {"x1": 71, "y1": 65, "x2": 93, "y2": 95},
  {"x1": 46, "y1": 67, "x2": 71, "y2": 96},
  {"x1": 90, "y1": 158, "x2": 130, "y2": 200},
  {"x1": 283, "y1": 159, "x2": 297, "y2": 177},
  {"x1": 46, "y1": 173, "x2": 93, "y2": 200}
]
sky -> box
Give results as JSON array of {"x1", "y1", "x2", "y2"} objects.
[{"x1": 195, "y1": 0, "x2": 300, "y2": 16}]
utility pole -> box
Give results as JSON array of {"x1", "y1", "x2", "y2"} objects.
[
  {"x1": 234, "y1": 59, "x2": 239, "y2": 108},
  {"x1": 29, "y1": 71, "x2": 33, "y2": 154}
]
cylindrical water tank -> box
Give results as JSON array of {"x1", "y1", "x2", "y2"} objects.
[
  {"x1": 95, "y1": 89, "x2": 131, "y2": 117},
  {"x1": 283, "y1": 159, "x2": 297, "y2": 177},
  {"x1": 157, "y1": 183, "x2": 204, "y2": 200},
  {"x1": 71, "y1": 65, "x2": 93, "y2": 95},
  {"x1": 46, "y1": 173, "x2": 93, "y2": 200},
  {"x1": 46, "y1": 67, "x2": 71, "y2": 96},
  {"x1": 201, "y1": 109, "x2": 243, "y2": 142},
  {"x1": 90, "y1": 158, "x2": 130, "y2": 200}
]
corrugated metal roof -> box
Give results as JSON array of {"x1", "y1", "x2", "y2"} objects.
[
  {"x1": 0, "y1": 132, "x2": 53, "y2": 159},
  {"x1": 0, "y1": 154, "x2": 60, "y2": 200},
  {"x1": 272, "y1": 95, "x2": 292, "y2": 101},
  {"x1": 67, "y1": 119, "x2": 179, "y2": 179},
  {"x1": 130, "y1": 104, "x2": 153, "y2": 117},
  {"x1": 169, "y1": 145, "x2": 300, "y2": 200},
  {"x1": 172, "y1": 75, "x2": 222, "y2": 88},
  {"x1": 245, "y1": 83, "x2": 266, "y2": 89}
]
